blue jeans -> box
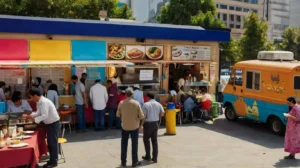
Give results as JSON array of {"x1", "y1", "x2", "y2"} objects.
[
  {"x1": 108, "y1": 108, "x2": 117, "y2": 129},
  {"x1": 94, "y1": 109, "x2": 105, "y2": 129},
  {"x1": 121, "y1": 128, "x2": 139, "y2": 164},
  {"x1": 76, "y1": 104, "x2": 86, "y2": 131}
]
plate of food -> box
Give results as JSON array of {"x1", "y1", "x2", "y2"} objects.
[
  {"x1": 172, "y1": 47, "x2": 182, "y2": 57},
  {"x1": 108, "y1": 45, "x2": 126, "y2": 60},
  {"x1": 9, "y1": 142, "x2": 28, "y2": 148},
  {"x1": 146, "y1": 46, "x2": 163, "y2": 60},
  {"x1": 16, "y1": 135, "x2": 32, "y2": 140},
  {"x1": 24, "y1": 131, "x2": 34, "y2": 134},
  {"x1": 126, "y1": 46, "x2": 145, "y2": 59}
]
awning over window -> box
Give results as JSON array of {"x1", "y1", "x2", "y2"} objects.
[{"x1": 0, "y1": 60, "x2": 133, "y2": 68}]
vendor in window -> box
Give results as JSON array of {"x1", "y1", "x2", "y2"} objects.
[{"x1": 7, "y1": 91, "x2": 32, "y2": 113}]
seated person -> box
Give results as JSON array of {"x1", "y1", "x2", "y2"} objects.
[
  {"x1": 183, "y1": 91, "x2": 195, "y2": 122},
  {"x1": 167, "y1": 90, "x2": 177, "y2": 102},
  {"x1": 200, "y1": 88, "x2": 213, "y2": 121},
  {"x1": 7, "y1": 91, "x2": 32, "y2": 113},
  {"x1": 177, "y1": 86, "x2": 185, "y2": 104}
]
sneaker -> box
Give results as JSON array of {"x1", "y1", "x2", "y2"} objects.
[
  {"x1": 284, "y1": 155, "x2": 295, "y2": 159},
  {"x1": 132, "y1": 161, "x2": 141, "y2": 167},
  {"x1": 43, "y1": 163, "x2": 58, "y2": 168},
  {"x1": 142, "y1": 156, "x2": 151, "y2": 161}
]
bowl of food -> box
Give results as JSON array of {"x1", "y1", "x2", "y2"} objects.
[
  {"x1": 146, "y1": 47, "x2": 163, "y2": 60},
  {"x1": 172, "y1": 47, "x2": 182, "y2": 57},
  {"x1": 108, "y1": 45, "x2": 126, "y2": 60},
  {"x1": 126, "y1": 48, "x2": 144, "y2": 59}
]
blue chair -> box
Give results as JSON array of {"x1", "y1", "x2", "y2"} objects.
[{"x1": 0, "y1": 102, "x2": 7, "y2": 114}]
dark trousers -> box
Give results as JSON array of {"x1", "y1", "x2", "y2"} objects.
[
  {"x1": 121, "y1": 128, "x2": 139, "y2": 164},
  {"x1": 47, "y1": 120, "x2": 60, "y2": 164},
  {"x1": 143, "y1": 121, "x2": 159, "y2": 159},
  {"x1": 94, "y1": 109, "x2": 105, "y2": 129}
]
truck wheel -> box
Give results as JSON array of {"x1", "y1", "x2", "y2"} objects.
[
  {"x1": 269, "y1": 117, "x2": 285, "y2": 136},
  {"x1": 225, "y1": 105, "x2": 238, "y2": 121}
]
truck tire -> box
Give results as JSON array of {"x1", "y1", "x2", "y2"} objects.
[
  {"x1": 269, "y1": 117, "x2": 285, "y2": 136},
  {"x1": 225, "y1": 104, "x2": 238, "y2": 121}
]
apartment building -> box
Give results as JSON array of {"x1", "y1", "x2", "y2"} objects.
[
  {"x1": 215, "y1": 0, "x2": 263, "y2": 39},
  {"x1": 289, "y1": 0, "x2": 300, "y2": 28}
]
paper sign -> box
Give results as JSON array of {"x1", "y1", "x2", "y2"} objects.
[
  {"x1": 17, "y1": 78, "x2": 23, "y2": 84},
  {"x1": 140, "y1": 70, "x2": 153, "y2": 81}
]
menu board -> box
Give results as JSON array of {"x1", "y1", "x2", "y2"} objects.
[
  {"x1": 108, "y1": 44, "x2": 164, "y2": 60},
  {"x1": 0, "y1": 69, "x2": 27, "y2": 85},
  {"x1": 171, "y1": 46, "x2": 211, "y2": 60},
  {"x1": 139, "y1": 70, "x2": 153, "y2": 81}
]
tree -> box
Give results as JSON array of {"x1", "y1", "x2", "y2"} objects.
[
  {"x1": 157, "y1": 0, "x2": 221, "y2": 27},
  {"x1": 240, "y1": 12, "x2": 270, "y2": 60},
  {"x1": 281, "y1": 27, "x2": 300, "y2": 59},
  {"x1": 0, "y1": 0, "x2": 133, "y2": 20},
  {"x1": 220, "y1": 37, "x2": 241, "y2": 67}
]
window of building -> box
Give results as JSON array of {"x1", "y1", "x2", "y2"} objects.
[
  {"x1": 237, "y1": 15, "x2": 241, "y2": 22},
  {"x1": 244, "y1": 0, "x2": 249, "y2": 3},
  {"x1": 246, "y1": 71, "x2": 260, "y2": 91},
  {"x1": 236, "y1": 25, "x2": 241, "y2": 29},
  {"x1": 223, "y1": 14, "x2": 227, "y2": 21},
  {"x1": 294, "y1": 76, "x2": 300, "y2": 90},
  {"x1": 244, "y1": 8, "x2": 250, "y2": 12},
  {"x1": 235, "y1": 69, "x2": 243, "y2": 86},
  {"x1": 220, "y1": 4, "x2": 228, "y2": 9},
  {"x1": 230, "y1": 15, "x2": 235, "y2": 21},
  {"x1": 216, "y1": 4, "x2": 219, "y2": 8},
  {"x1": 250, "y1": 0, "x2": 258, "y2": 4},
  {"x1": 217, "y1": 13, "x2": 220, "y2": 19},
  {"x1": 252, "y1": 9, "x2": 258, "y2": 13},
  {"x1": 229, "y1": 6, "x2": 235, "y2": 10},
  {"x1": 236, "y1": 7, "x2": 242, "y2": 11},
  {"x1": 230, "y1": 24, "x2": 234, "y2": 28}
]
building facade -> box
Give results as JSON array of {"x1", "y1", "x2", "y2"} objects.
[
  {"x1": 215, "y1": 0, "x2": 263, "y2": 39},
  {"x1": 289, "y1": 0, "x2": 300, "y2": 28},
  {"x1": 264, "y1": 0, "x2": 290, "y2": 40}
]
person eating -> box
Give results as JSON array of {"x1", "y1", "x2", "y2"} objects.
[{"x1": 7, "y1": 91, "x2": 32, "y2": 113}]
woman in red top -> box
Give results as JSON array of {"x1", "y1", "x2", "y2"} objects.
[{"x1": 118, "y1": 90, "x2": 127, "y2": 104}]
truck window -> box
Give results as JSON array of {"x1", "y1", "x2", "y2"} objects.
[
  {"x1": 294, "y1": 76, "x2": 300, "y2": 90},
  {"x1": 246, "y1": 71, "x2": 260, "y2": 91},
  {"x1": 235, "y1": 69, "x2": 243, "y2": 86}
]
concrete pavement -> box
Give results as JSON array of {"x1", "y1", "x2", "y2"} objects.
[{"x1": 43, "y1": 116, "x2": 300, "y2": 168}]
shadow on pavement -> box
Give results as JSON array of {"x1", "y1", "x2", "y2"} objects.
[
  {"x1": 185, "y1": 117, "x2": 284, "y2": 149},
  {"x1": 273, "y1": 159, "x2": 300, "y2": 167},
  {"x1": 65, "y1": 129, "x2": 122, "y2": 143}
]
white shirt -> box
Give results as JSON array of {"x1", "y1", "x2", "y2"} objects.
[
  {"x1": 142, "y1": 99, "x2": 165, "y2": 122},
  {"x1": 133, "y1": 89, "x2": 144, "y2": 106},
  {"x1": 89, "y1": 83, "x2": 108, "y2": 110},
  {"x1": 31, "y1": 96, "x2": 60, "y2": 124}
]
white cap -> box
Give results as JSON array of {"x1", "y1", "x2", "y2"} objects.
[
  {"x1": 133, "y1": 84, "x2": 140, "y2": 89},
  {"x1": 170, "y1": 90, "x2": 177, "y2": 96}
]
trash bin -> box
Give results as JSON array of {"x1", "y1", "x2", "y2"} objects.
[
  {"x1": 165, "y1": 103, "x2": 180, "y2": 135},
  {"x1": 212, "y1": 102, "x2": 219, "y2": 118}
]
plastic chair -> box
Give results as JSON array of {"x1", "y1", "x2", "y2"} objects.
[
  {"x1": 200, "y1": 100, "x2": 212, "y2": 122},
  {"x1": 58, "y1": 128, "x2": 67, "y2": 163},
  {"x1": 60, "y1": 110, "x2": 73, "y2": 134}
]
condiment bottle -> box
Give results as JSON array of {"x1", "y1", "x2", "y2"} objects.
[
  {"x1": 0, "y1": 131, "x2": 4, "y2": 142},
  {"x1": 12, "y1": 129, "x2": 17, "y2": 140}
]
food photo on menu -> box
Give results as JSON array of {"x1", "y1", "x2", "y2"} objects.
[
  {"x1": 108, "y1": 44, "x2": 126, "y2": 60},
  {"x1": 146, "y1": 46, "x2": 163, "y2": 60},
  {"x1": 126, "y1": 46, "x2": 145, "y2": 59}
]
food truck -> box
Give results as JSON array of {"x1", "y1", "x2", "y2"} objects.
[{"x1": 223, "y1": 51, "x2": 299, "y2": 135}]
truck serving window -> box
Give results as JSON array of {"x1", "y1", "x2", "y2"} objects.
[
  {"x1": 294, "y1": 76, "x2": 300, "y2": 90},
  {"x1": 246, "y1": 71, "x2": 260, "y2": 91}
]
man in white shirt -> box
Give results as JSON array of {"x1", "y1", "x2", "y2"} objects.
[
  {"x1": 90, "y1": 79, "x2": 108, "y2": 131},
  {"x1": 24, "y1": 88, "x2": 60, "y2": 168},
  {"x1": 133, "y1": 84, "x2": 144, "y2": 107}
]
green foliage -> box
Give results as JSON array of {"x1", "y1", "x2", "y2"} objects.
[
  {"x1": 240, "y1": 12, "x2": 270, "y2": 60},
  {"x1": 281, "y1": 27, "x2": 300, "y2": 59},
  {"x1": 220, "y1": 37, "x2": 241, "y2": 67},
  {"x1": 157, "y1": 0, "x2": 220, "y2": 27},
  {"x1": 0, "y1": 0, "x2": 133, "y2": 19}
]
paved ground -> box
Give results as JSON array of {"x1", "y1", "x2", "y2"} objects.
[{"x1": 41, "y1": 116, "x2": 300, "y2": 168}]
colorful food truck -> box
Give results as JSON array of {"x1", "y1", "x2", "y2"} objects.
[{"x1": 223, "y1": 51, "x2": 299, "y2": 135}]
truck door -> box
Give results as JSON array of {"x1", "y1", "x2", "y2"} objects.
[{"x1": 233, "y1": 68, "x2": 247, "y2": 117}]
